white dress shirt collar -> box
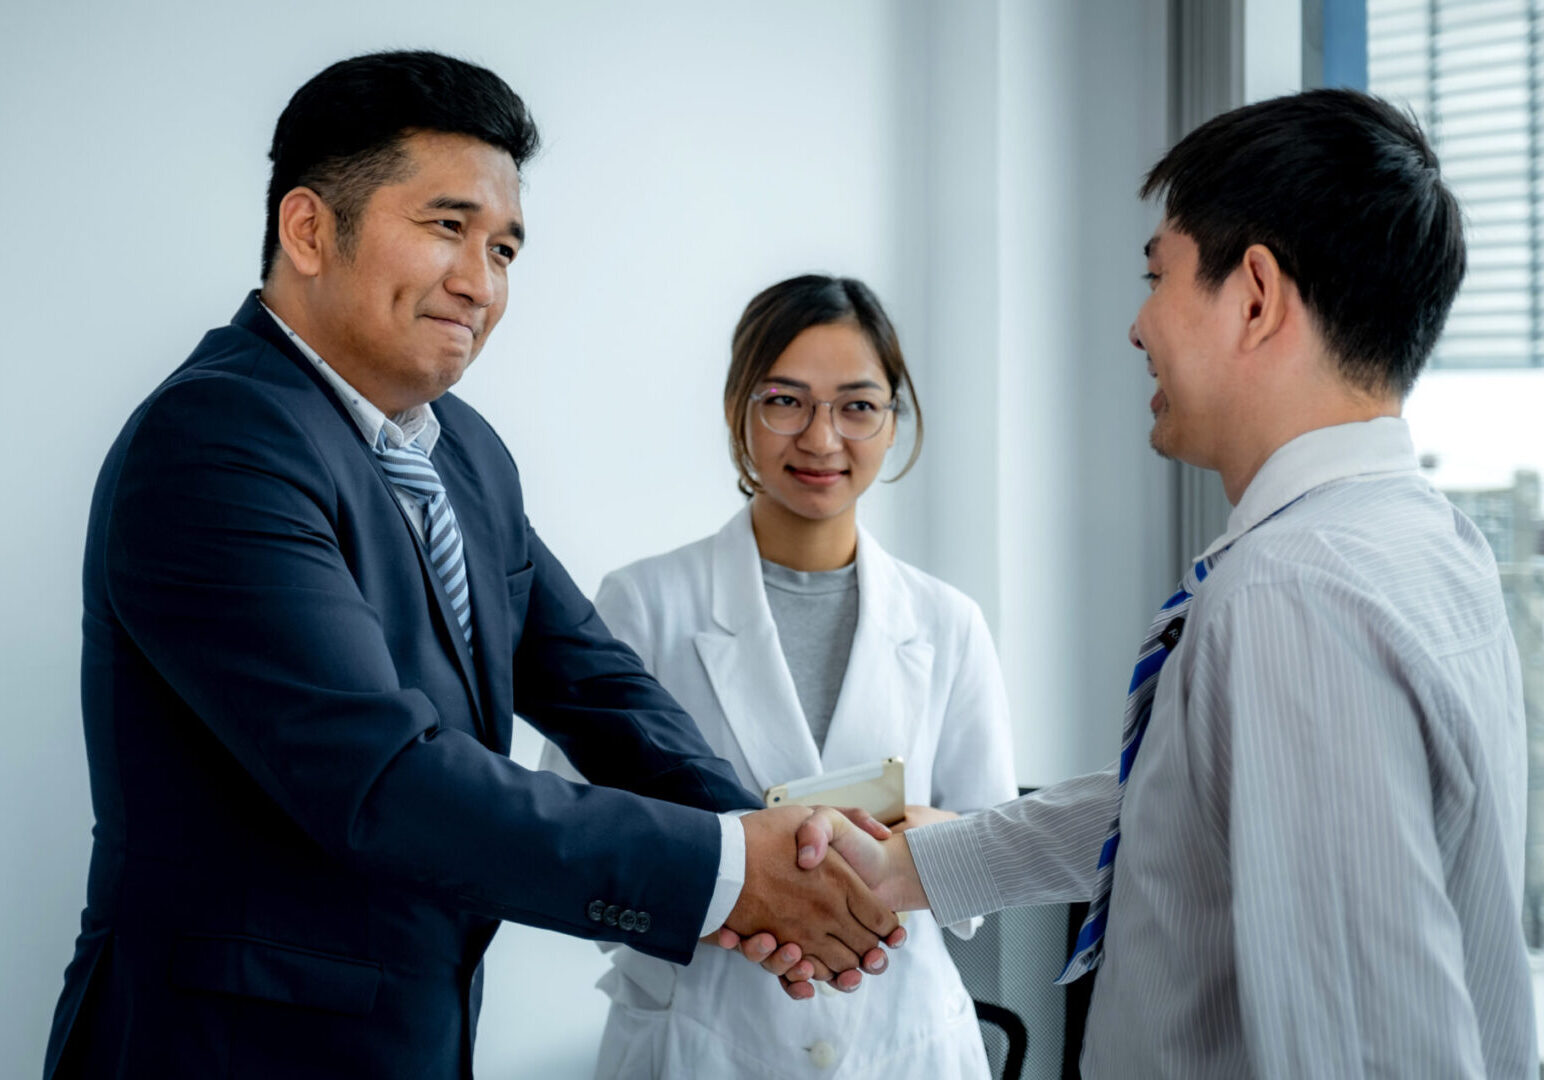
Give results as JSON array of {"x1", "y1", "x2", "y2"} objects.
[
  {"x1": 1201, "y1": 416, "x2": 1420, "y2": 559},
  {"x1": 260, "y1": 301, "x2": 440, "y2": 454}
]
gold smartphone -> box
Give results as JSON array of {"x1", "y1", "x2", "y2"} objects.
[{"x1": 763, "y1": 758, "x2": 905, "y2": 825}]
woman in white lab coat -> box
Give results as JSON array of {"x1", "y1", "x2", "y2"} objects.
[{"x1": 541, "y1": 274, "x2": 1017, "y2": 1079}]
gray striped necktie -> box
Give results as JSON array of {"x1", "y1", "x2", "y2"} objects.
[{"x1": 374, "y1": 435, "x2": 473, "y2": 644}]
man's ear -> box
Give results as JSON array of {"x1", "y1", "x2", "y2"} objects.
[
  {"x1": 1239, "y1": 243, "x2": 1289, "y2": 351},
  {"x1": 275, "y1": 187, "x2": 333, "y2": 279}
]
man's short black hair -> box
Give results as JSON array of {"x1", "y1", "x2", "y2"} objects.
[
  {"x1": 1141, "y1": 88, "x2": 1464, "y2": 397},
  {"x1": 262, "y1": 50, "x2": 539, "y2": 280}
]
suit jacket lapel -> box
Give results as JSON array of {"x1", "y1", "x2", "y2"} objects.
[
  {"x1": 431, "y1": 428, "x2": 503, "y2": 749},
  {"x1": 231, "y1": 293, "x2": 493, "y2": 743},
  {"x1": 820, "y1": 525, "x2": 932, "y2": 775},
  {"x1": 693, "y1": 506, "x2": 820, "y2": 795},
  {"x1": 232, "y1": 293, "x2": 374, "y2": 443}
]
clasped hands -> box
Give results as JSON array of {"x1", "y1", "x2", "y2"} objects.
[{"x1": 706, "y1": 803, "x2": 945, "y2": 1000}]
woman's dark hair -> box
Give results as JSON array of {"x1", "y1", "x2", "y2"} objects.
[
  {"x1": 261, "y1": 50, "x2": 540, "y2": 280},
  {"x1": 1141, "y1": 88, "x2": 1464, "y2": 397},
  {"x1": 725, "y1": 275, "x2": 922, "y2": 497}
]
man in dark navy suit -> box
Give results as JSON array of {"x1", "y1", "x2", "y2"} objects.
[{"x1": 43, "y1": 51, "x2": 898, "y2": 1079}]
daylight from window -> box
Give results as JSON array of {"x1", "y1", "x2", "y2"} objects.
[{"x1": 1367, "y1": 0, "x2": 1544, "y2": 1047}]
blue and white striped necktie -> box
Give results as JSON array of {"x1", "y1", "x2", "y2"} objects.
[
  {"x1": 1056, "y1": 548, "x2": 1224, "y2": 984},
  {"x1": 374, "y1": 435, "x2": 474, "y2": 645}
]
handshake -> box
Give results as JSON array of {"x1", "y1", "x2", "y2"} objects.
[{"x1": 707, "y1": 804, "x2": 943, "y2": 1000}]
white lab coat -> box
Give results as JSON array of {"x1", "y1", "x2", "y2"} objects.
[{"x1": 541, "y1": 505, "x2": 1018, "y2": 1079}]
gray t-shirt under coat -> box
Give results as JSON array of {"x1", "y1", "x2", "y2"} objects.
[{"x1": 759, "y1": 558, "x2": 858, "y2": 751}]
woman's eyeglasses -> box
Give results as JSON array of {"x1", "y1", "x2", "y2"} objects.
[{"x1": 750, "y1": 386, "x2": 896, "y2": 441}]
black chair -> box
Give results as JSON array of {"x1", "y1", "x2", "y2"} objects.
[
  {"x1": 945, "y1": 904, "x2": 1090, "y2": 1080},
  {"x1": 971, "y1": 999, "x2": 1028, "y2": 1080}
]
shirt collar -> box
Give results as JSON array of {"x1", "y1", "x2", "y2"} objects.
[
  {"x1": 259, "y1": 302, "x2": 440, "y2": 454},
  {"x1": 1201, "y1": 416, "x2": 1420, "y2": 559}
]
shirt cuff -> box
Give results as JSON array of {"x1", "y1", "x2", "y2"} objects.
[
  {"x1": 904, "y1": 813, "x2": 1005, "y2": 928},
  {"x1": 698, "y1": 811, "x2": 748, "y2": 937},
  {"x1": 946, "y1": 914, "x2": 986, "y2": 940}
]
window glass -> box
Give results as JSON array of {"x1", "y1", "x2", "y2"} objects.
[{"x1": 1356, "y1": 0, "x2": 1544, "y2": 1053}]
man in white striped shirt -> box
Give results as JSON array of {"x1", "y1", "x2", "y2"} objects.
[{"x1": 788, "y1": 90, "x2": 1536, "y2": 1077}]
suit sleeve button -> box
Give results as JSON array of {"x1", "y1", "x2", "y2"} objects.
[
  {"x1": 603, "y1": 904, "x2": 620, "y2": 926},
  {"x1": 635, "y1": 912, "x2": 651, "y2": 933},
  {"x1": 618, "y1": 909, "x2": 637, "y2": 931},
  {"x1": 587, "y1": 900, "x2": 605, "y2": 922}
]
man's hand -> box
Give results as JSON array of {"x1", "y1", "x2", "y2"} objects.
[
  {"x1": 890, "y1": 804, "x2": 959, "y2": 832},
  {"x1": 702, "y1": 927, "x2": 822, "y2": 1000},
  {"x1": 794, "y1": 805, "x2": 931, "y2": 913},
  {"x1": 709, "y1": 807, "x2": 907, "y2": 999},
  {"x1": 722, "y1": 806, "x2": 901, "y2": 992},
  {"x1": 708, "y1": 916, "x2": 908, "y2": 998}
]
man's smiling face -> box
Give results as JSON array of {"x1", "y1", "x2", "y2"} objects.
[
  {"x1": 1130, "y1": 222, "x2": 1241, "y2": 470},
  {"x1": 309, "y1": 130, "x2": 525, "y2": 414}
]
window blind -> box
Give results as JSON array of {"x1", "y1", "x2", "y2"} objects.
[{"x1": 1368, "y1": 0, "x2": 1544, "y2": 368}]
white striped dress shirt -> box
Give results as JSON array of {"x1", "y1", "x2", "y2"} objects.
[{"x1": 908, "y1": 417, "x2": 1535, "y2": 1077}]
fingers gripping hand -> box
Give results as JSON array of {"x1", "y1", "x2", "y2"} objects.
[
  {"x1": 767, "y1": 928, "x2": 890, "y2": 1000},
  {"x1": 832, "y1": 807, "x2": 913, "y2": 951},
  {"x1": 816, "y1": 809, "x2": 904, "y2": 955},
  {"x1": 796, "y1": 806, "x2": 889, "y2": 885},
  {"x1": 706, "y1": 928, "x2": 819, "y2": 1001},
  {"x1": 728, "y1": 806, "x2": 900, "y2": 978},
  {"x1": 713, "y1": 807, "x2": 903, "y2": 998},
  {"x1": 796, "y1": 805, "x2": 927, "y2": 916},
  {"x1": 839, "y1": 806, "x2": 893, "y2": 841},
  {"x1": 715, "y1": 929, "x2": 891, "y2": 981},
  {"x1": 707, "y1": 927, "x2": 816, "y2": 976},
  {"x1": 778, "y1": 953, "x2": 866, "y2": 999}
]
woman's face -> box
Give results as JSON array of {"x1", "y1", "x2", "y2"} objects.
[{"x1": 744, "y1": 321, "x2": 896, "y2": 524}]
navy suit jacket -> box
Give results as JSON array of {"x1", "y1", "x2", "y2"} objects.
[{"x1": 44, "y1": 293, "x2": 760, "y2": 1079}]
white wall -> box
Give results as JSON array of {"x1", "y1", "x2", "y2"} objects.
[
  {"x1": 0, "y1": 1, "x2": 1173, "y2": 1075},
  {"x1": 913, "y1": 0, "x2": 1174, "y2": 785}
]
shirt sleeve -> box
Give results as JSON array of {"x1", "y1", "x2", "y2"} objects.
[
  {"x1": 1194, "y1": 579, "x2": 1489, "y2": 1079},
  {"x1": 699, "y1": 813, "x2": 748, "y2": 937},
  {"x1": 906, "y1": 768, "x2": 1119, "y2": 928}
]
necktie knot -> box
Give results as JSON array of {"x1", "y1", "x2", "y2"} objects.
[{"x1": 375, "y1": 439, "x2": 447, "y2": 505}]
